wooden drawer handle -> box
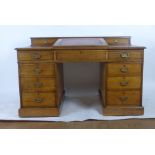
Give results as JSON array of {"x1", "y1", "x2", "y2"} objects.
[
  {"x1": 120, "y1": 52, "x2": 129, "y2": 59},
  {"x1": 120, "y1": 81, "x2": 128, "y2": 86},
  {"x1": 32, "y1": 53, "x2": 41, "y2": 59},
  {"x1": 34, "y1": 82, "x2": 43, "y2": 88},
  {"x1": 119, "y1": 96, "x2": 128, "y2": 102},
  {"x1": 120, "y1": 66, "x2": 128, "y2": 73},
  {"x1": 33, "y1": 98, "x2": 44, "y2": 103},
  {"x1": 34, "y1": 68, "x2": 42, "y2": 74}
]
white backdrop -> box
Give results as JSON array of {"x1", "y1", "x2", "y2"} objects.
[
  {"x1": 0, "y1": 26, "x2": 155, "y2": 121},
  {"x1": 0, "y1": 0, "x2": 154, "y2": 153},
  {"x1": 0, "y1": 25, "x2": 154, "y2": 95}
]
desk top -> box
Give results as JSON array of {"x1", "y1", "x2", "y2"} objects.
[{"x1": 16, "y1": 36, "x2": 146, "y2": 50}]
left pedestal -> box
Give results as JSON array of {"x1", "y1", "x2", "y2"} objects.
[{"x1": 17, "y1": 49, "x2": 64, "y2": 117}]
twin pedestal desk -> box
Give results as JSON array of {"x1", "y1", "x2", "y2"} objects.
[{"x1": 16, "y1": 37, "x2": 145, "y2": 117}]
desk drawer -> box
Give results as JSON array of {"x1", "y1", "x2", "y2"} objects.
[
  {"x1": 107, "y1": 63, "x2": 142, "y2": 76},
  {"x1": 104, "y1": 37, "x2": 130, "y2": 45},
  {"x1": 55, "y1": 50, "x2": 107, "y2": 61},
  {"x1": 107, "y1": 76, "x2": 141, "y2": 90},
  {"x1": 19, "y1": 63, "x2": 55, "y2": 77},
  {"x1": 108, "y1": 50, "x2": 143, "y2": 61},
  {"x1": 22, "y1": 92, "x2": 56, "y2": 107},
  {"x1": 21, "y1": 77, "x2": 56, "y2": 92},
  {"x1": 107, "y1": 90, "x2": 141, "y2": 106},
  {"x1": 18, "y1": 51, "x2": 53, "y2": 61}
]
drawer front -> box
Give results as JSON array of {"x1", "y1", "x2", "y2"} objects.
[
  {"x1": 104, "y1": 37, "x2": 130, "y2": 45},
  {"x1": 107, "y1": 90, "x2": 141, "y2": 106},
  {"x1": 21, "y1": 78, "x2": 56, "y2": 92},
  {"x1": 107, "y1": 63, "x2": 142, "y2": 76},
  {"x1": 18, "y1": 51, "x2": 53, "y2": 61},
  {"x1": 107, "y1": 76, "x2": 141, "y2": 90},
  {"x1": 31, "y1": 38, "x2": 57, "y2": 46},
  {"x1": 108, "y1": 50, "x2": 143, "y2": 61},
  {"x1": 19, "y1": 63, "x2": 55, "y2": 77},
  {"x1": 22, "y1": 92, "x2": 56, "y2": 107},
  {"x1": 55, "y1": 50, "x2": 107, "y2": 61}
]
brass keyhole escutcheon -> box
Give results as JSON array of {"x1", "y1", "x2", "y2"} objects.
[{"x1": 80, "y1": 51, "x2": 83, "y2": 54}]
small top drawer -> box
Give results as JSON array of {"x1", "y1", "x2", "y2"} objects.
[
  {"x1": 104, "y1": 37, "x2": 130, "y2": 45},
  {"x1": 108, "y1": 50, "x2": 143, "y2": 61},
  {"x1": 17, "y1": 51, "x2": 54, "y2": 61}
]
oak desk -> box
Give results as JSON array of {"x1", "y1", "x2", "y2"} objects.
[{"x1": 16, "y1": 37, "x2": 145, "y2": 117}]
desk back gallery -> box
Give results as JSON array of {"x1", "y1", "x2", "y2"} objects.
[{"x1": 16, "y1": 36, "x2": 145, "y2": 117}]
